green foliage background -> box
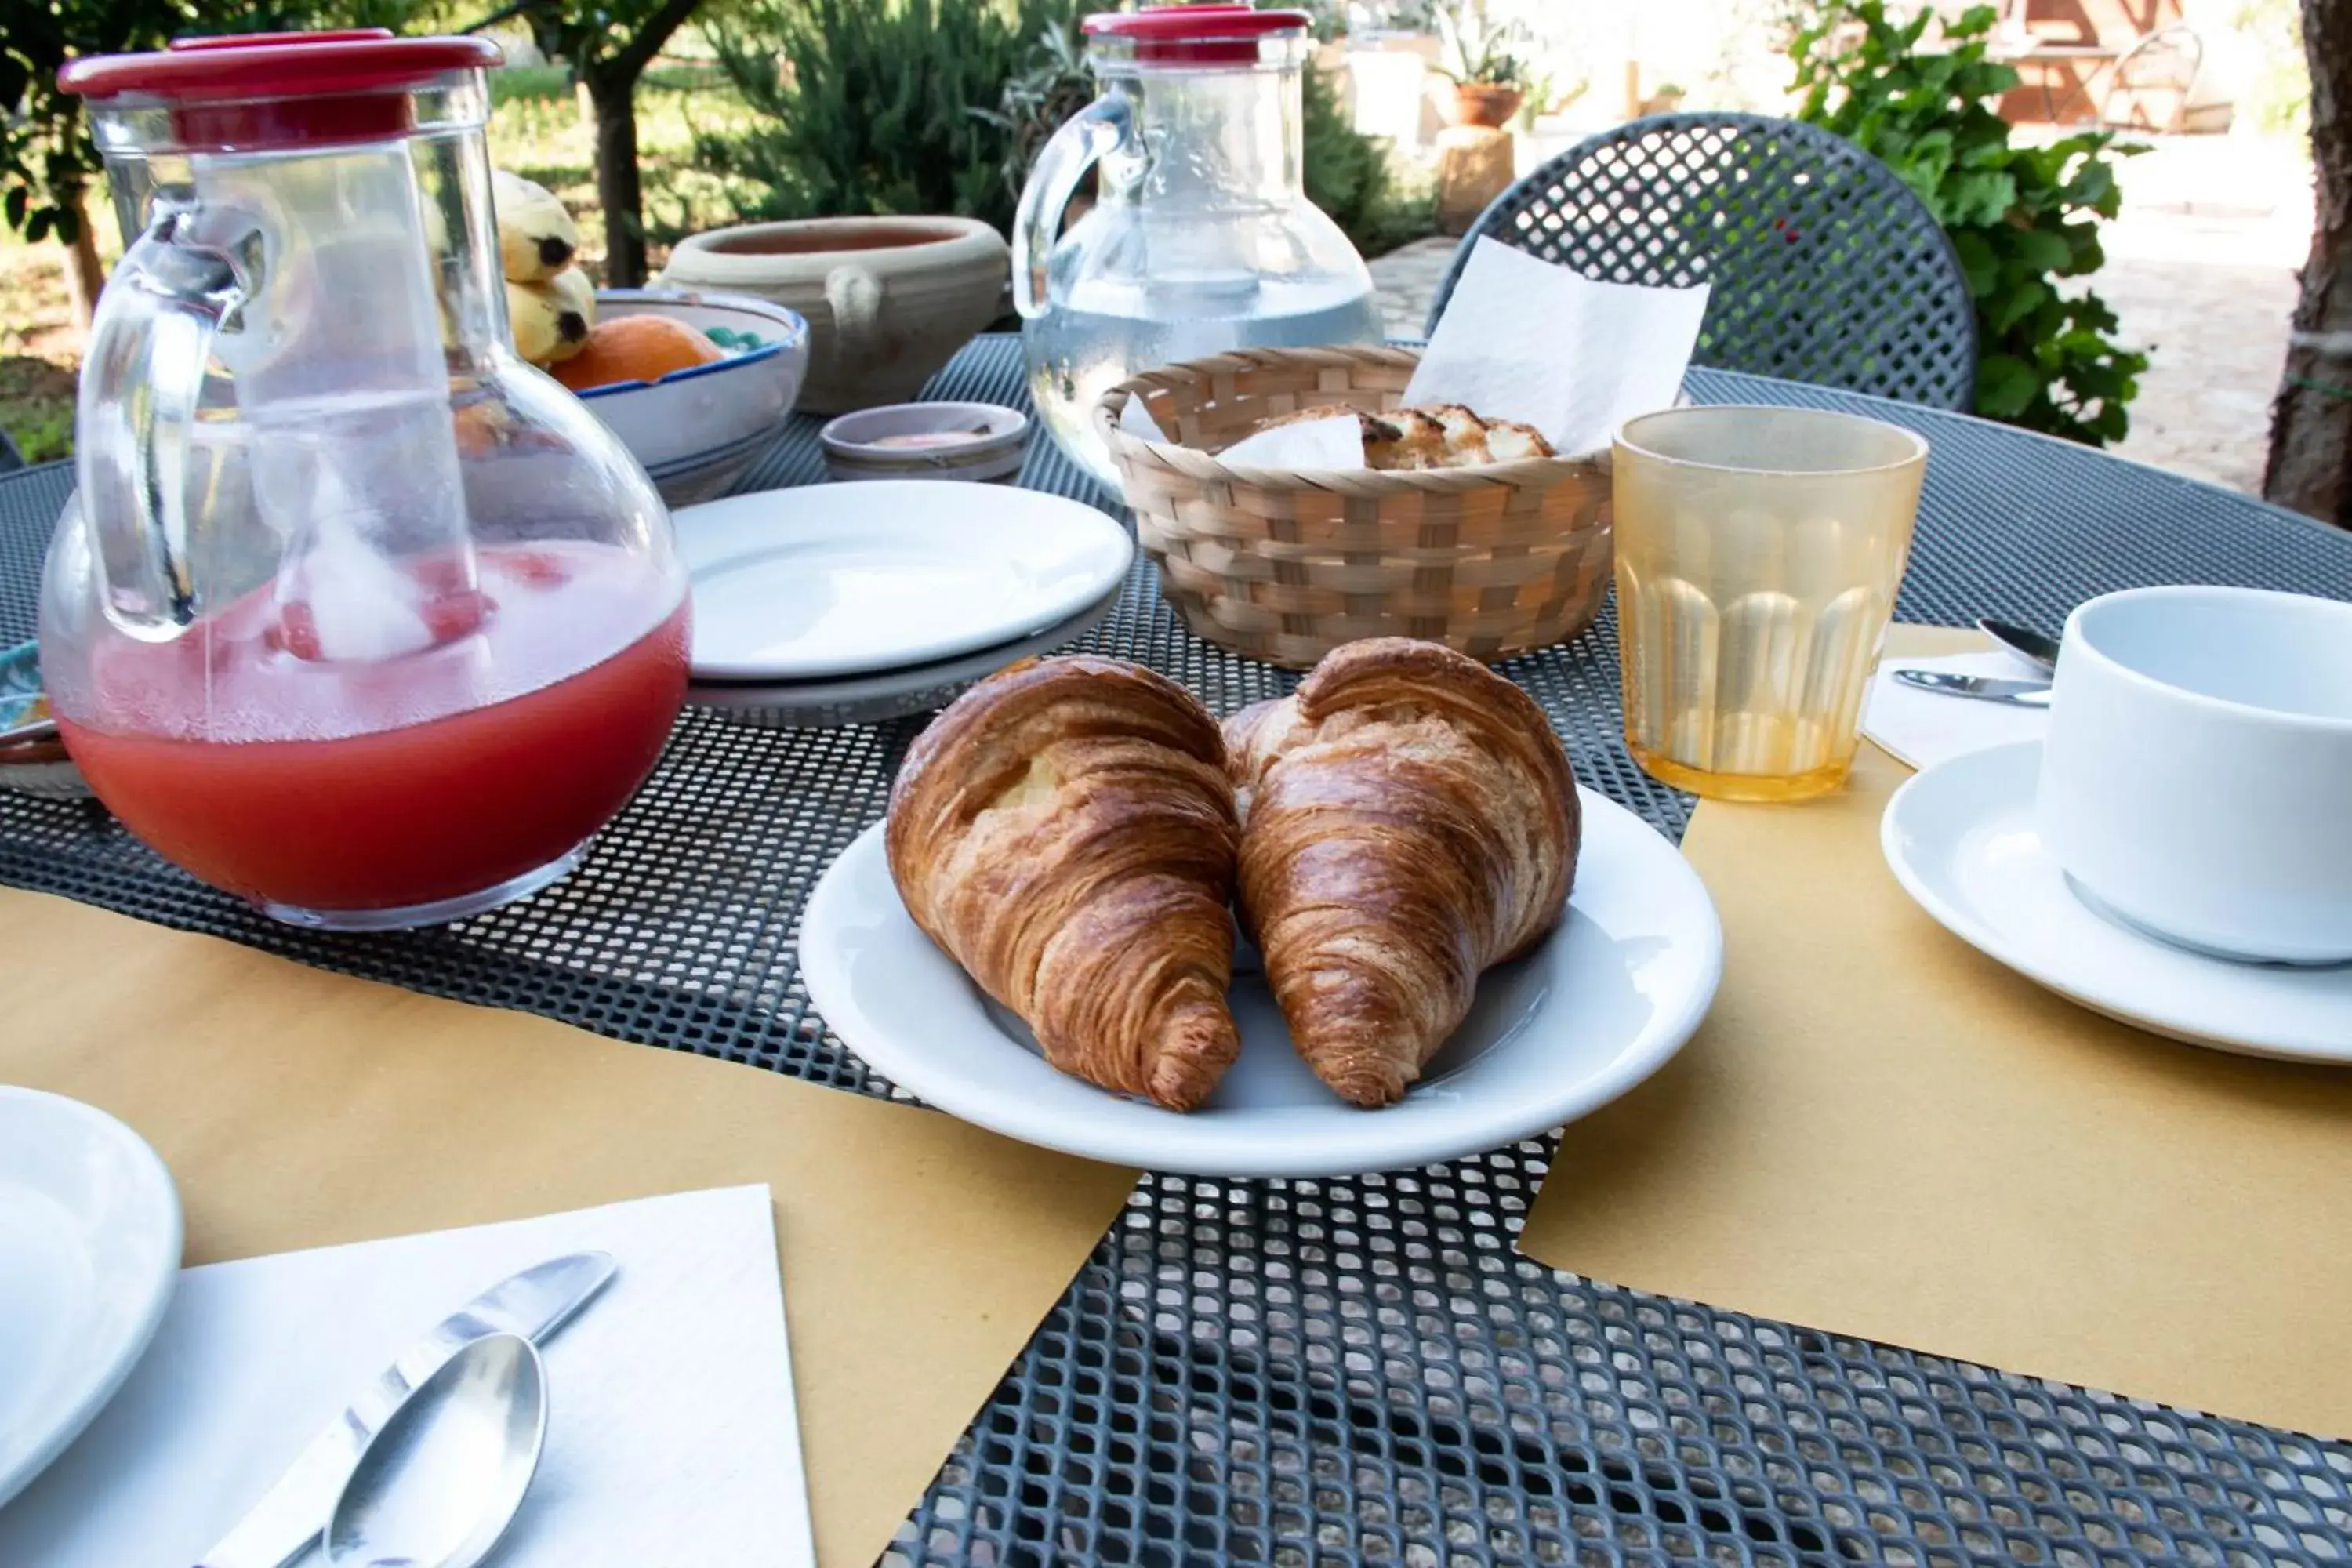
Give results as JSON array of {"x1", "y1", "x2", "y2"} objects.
[
  {"x1": 699, "y1": 0, "x2": 1094, "y2": 236},
  {"x1": 1, "y1": 0, "x2": 414, "y2": 248},
  {"x1": 1790, "y1": 0, "x2": 2147, "y2": 445},
  {"x1": 695, "y1": 0, "x2": 1431, "y2": 256}
]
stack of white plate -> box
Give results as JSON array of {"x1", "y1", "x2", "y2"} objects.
[{"x1": 676, "y1": 481, "x2": 1134, "y2": 727}]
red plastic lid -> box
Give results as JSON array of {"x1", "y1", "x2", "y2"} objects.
[
  {"x1": 1083, "y1": 5, "x2": 1309, "y2": 64},
  {"x1": 60, "y1": 31, "x2": 499, "y2": 149}
]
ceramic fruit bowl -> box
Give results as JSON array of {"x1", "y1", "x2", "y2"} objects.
[{"x1": 568, "y1": 288, "x2": 811, "y2": 507}]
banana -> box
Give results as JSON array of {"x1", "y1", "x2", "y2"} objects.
[
  {"x1": 543, "y1": 267, "x2": 596, "y2": 361},
  {"x1": 506, "y1": 267, "x2": 595, "y2": 365},
  {"x1": 491, "y1": 170, "x2": 579, "y2": 282}
]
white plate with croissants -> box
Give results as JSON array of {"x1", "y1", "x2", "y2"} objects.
[{"x1": 800, "y1": 640, "x2": 1723, "y2": 1178}]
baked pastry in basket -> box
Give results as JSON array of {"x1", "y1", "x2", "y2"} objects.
[{"x1": 1252, "y1": 403, "x2": 1556, "y2": 469}]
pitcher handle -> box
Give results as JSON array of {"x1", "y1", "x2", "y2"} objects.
[
  {"x1": 1012, "y1": 94, "x2": 1130, "y2": 319},
  {"x1": 76, "y1": 205, "x2": 248, "y2": 639}
]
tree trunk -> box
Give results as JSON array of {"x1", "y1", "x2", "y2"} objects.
[
  {"x1": 2263, "y1": 0, "x2": 2352, "y2": 526},
  {"x1": 62, "y1": 185, "x2": 107, "y2": 332},
  {"x1": 586, "y1": 71, "x2": 648, "y2": 288}
]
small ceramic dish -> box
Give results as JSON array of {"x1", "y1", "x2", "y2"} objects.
[
  {"x1": 819, "y1": 402, "x2": 1028, "y2": 484},
  {"x1": 572, "y1": 288, "x2": 811, "y2": 508},
  {"x1": 0, "y1": 640, "x2": 89, "y2": 799}
]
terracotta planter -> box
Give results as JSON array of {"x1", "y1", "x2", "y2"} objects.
[
  {"x1": 659, "y1": 217, "x2": 1010, "y2": 414},
  {"x1": 1452, "y1": 82, "x2": 1524, "y2": 129}
]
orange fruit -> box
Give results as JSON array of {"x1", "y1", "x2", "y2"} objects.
[{"x1": 551, "y1": 314, "x2": 727, "y2": 392}]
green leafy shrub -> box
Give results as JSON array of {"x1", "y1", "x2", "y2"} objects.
[
  {"x1": 972, "y1": 9, "x2": 1097, "y2": 212},
  {"x1": 1789, "y1": 1, "x2": 2147, "y2": 445},
  {"x1": 699, "y1": 0, "x2": 1087, "y2": 236},
  {"x1": 695, "y1": 0, "x2": 1435, "y2": 259},
  {"x1": 1432, "y1": 0, "x2": 1534, "y2": 91},
  {"x1": 488, "y1": 64, "x2": 574, "y2": 107},
  {"x1": 0, "y1": 357, "x2": 74, "y2": 465}
]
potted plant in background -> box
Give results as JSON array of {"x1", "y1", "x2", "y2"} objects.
[{"x1": 1434, "y1": 0, "x2": 1535, "y2": 128}]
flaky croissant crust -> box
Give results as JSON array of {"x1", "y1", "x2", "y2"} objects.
[
  {"x1": 886, "y1": 655, "x2": 1243, "y2": 1110},
  {"x1": 1225, "y1": 639, "x2": 1581, "y2": 1107}
]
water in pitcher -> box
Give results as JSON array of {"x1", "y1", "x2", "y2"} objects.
[{"x1": 1027, "y1": 279, "x2": 1385, "y2": 490}]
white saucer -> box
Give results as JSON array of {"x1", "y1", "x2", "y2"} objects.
[
  {"x1": 1882, "y1": 741, "x2": 2352, "y2": 1062},
  {"x1": 0, "y1": 1088, "x2": 180, "y2": 1508},
  {"x1": 688, "y1": 586, "x2": 1121, "y2": 727},
  {"x1": 799, "y1": 791, "x2": 1724, "y2": 1178},
  {"x1": 673, "y1": 481, "x2": 1133, "y2": 681}
]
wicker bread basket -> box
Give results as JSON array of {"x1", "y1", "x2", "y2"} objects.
[{"x1": 1094, "y1": 345, "x2": 1612, "y2": 670}]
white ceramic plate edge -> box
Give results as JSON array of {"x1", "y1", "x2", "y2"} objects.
[
  {"x1": 0, "y1": 1087, "x2": 182, "y2": 1510},
  {"x1": 675, "y1": 483, "x2": 1134, "y2": 681},
  {"x1": 1879, "y1": 741, "x2": 2352, "y2": 1062},
  {"x1": 686, "y1": 586, "x2": 1122, "y2": 720},
  {"x1": 800, "y1": 790, "x2": 1724, "y2": 1178},
  {"x1": 689, "y1": 583, "x2": 1122, "y2": 696}
]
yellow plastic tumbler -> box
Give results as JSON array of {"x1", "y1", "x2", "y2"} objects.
[{"x1": 1613, "y1": 405, "x2": 1929, "y2": 802}]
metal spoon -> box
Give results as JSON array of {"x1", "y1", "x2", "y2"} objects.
[
  {"x1": 1975, "y1": 616, "x2": 2063, "y2": 675},
  {"x1": 323, "y1": 1331, "x2": 548, "y2": 1568},
  {"x1": 1893, "y1": 669, "x2": 2053, "y2": 707}
]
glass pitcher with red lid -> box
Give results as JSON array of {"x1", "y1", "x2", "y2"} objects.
[
  {"x1": 1015, "y1": 5, "x2": 1382, "y2": 491},
  {"x1": 45, "y1": 31, "x2": 690, "y2": 930}
]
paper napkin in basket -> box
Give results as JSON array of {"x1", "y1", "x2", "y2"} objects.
[
  {"x1": 1405, "y1": 238, "x2": 1709, "y2": 457},
  {"x1": 1112, "y1": 239, "x2": 1707, "y2": 470},
  {"x1": 1120, "y1": 394, "x2": 1169, "y2": 443},
  {"x1": 1174, "y1": 237, "x2": 1710, "y2": 471},
  {"x1": 1214, "y1": 412, "x2": 1369, "y2": 467},
  {"x1": 1114, "y1": 383, "x2": 1366, "y2": 466}
]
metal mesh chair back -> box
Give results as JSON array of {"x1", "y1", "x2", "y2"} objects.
[{"x1": 1427, "y1": 111, "x2": 1980, "y2": 411}]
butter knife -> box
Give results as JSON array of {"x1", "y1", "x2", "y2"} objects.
[
  {"x1": 1893, "y1": 669, "x2": 2053, "y2": 708},
  {"x1": 193, "y1": 1250, "x2": 616, "y2": 1568}
]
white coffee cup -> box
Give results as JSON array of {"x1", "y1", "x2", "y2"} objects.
[{"x1": 2035, "y1": 585, "x2": 2352, "y2": 965}]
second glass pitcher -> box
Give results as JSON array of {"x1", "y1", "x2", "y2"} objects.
[{"x1": 1015, "y1": 5, "x2": 1382, "y2": 489}]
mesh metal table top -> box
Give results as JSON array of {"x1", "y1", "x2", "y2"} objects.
[{"x1": 5, "y1": 337, "x2": 2350, "y2": 1566}]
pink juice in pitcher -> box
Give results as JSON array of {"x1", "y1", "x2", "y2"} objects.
[
  {"x1": 56, "y1": 542, "x2": 689, "y2": 919},
  {"x1": 53, "y1": 31, "x2": 703, "y2": 927}
]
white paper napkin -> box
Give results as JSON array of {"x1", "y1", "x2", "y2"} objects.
[
  {"x1": 1119, "y1": 394, "x2": 1168, "y2": 442},
  {"x1": 0, "y1": 1185, "x2": 812, "y2": 1566},
  {"x1": 1861, "y1": 649, "x2": 2051, "y2": 771},
  {"x1": 1214, "y1": 412, "x2": 1367, "y2": 468},
  {"x1": 1403, "y1": 238, "x2": 1710, "y2": 457}
]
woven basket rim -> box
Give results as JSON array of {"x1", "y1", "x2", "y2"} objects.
[{"x1": 1091, "y1": 343, "x2": 1610, "y2": 495}]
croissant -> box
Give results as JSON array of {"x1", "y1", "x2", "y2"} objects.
[
  {"x1": 886, "y1": 655, "x2": 1243, "y2": 1110},
  {"x1": 1225, "y1": 639, "x2": 1581, "y2": 1107}
]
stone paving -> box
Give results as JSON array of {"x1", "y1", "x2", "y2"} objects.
[{"x1": 1367, "y1": 135, "x2": 2309, "y2": 497}]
